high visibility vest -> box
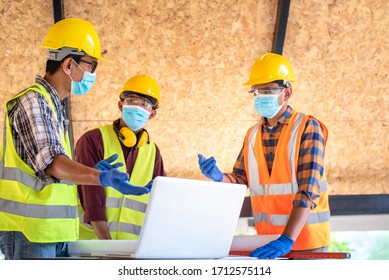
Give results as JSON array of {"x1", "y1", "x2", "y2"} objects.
[
  {"x1": 78, "y1": 124, "x2": 156, "y2": 240},
  {"x1": 0, "y1": 83, "x2": 78, "y2": 243},
  {"x1": 244, "y1": 112, "x2": 330, "y2": 250}
]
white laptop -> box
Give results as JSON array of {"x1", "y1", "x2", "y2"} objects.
[{"x1": 68, "y1": 176, "x2": 247, "y2": 259}]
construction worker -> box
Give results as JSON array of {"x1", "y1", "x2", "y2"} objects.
[
  {"x1": 75, "y1": 74, "x2": 166, "y2": 240},
  {"x1": 198, "y1": 53, "x2": 330, "y2": 259},
  {"x1": 0, "y1": 18, "x2": 150, "y2": 260}
]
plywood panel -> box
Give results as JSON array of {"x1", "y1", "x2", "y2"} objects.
[
  {"x1": 284, "y1": 0, "x2": 389, "y2": 194},
  {"x1": 65, "y1": 0, "x2": 276, "y2": 181},
  {"x1": 0, "y1": 0, "x2": 52, "y2": 113}
]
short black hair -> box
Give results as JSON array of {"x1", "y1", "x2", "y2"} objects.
[
  {"x1": 45, "y1": 55, "x2": 82, "y2": 75},
  {"x1": 272, "y1": 80, "x2": 291, "y2": 88}
]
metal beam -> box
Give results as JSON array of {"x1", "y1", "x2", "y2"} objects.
[
  {"x1": 51, "y1": 0, "x2": 75, "y2": 151},
  {"x1": 240, "y1": 194, "x2": 389, "y2": 217},
  {"x1": 52, "y1": 0, "x2": 64, "y2": 23},
  {"x1": 329, "y1": 194, "x2": 389, "y2": 216},
  {"x1": 271, "y1": 0, "x2": 291, "y2": 54}
]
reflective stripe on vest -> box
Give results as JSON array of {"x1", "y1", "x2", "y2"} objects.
[
  {"x1": 0, "y1": 198, "x2": 77, "y2": 218},
  {"x1": 254, "y1": 210, "x2": 331, "y2": 226},
  {"x1": 0, "y1": 83, "x2": 78, "y2": 243},
  {"x1": 245, "y1": 112, "x2": 330, "y2": 250},
  {"x1": 0, "y1": 165, "x2": 72, "y2": 192},
  {"x1": 78, "y1": 124, "x2": 155, "y2": 240},
  {"x1": 107, "y1": 221, "x2": 142, "y2": 236},
  {"x1": 105, "y1": 196, "x2": 148, "y2": 213},
  {"x1": 250, "y1": 180, "x2": 328, "y2": 196}
]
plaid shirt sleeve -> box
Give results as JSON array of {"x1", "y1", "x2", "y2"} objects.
[
  {"x1": 9, "y1": 90, "x2": 68, "y2": 182},
  {"x1": 224, "y1": 144, "x2": 248, "y2": 185},
  {"x1": 293, "y1": 117, "x2": 325, "y2": 209}
]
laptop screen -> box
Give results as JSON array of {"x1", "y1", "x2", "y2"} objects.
[
  {"x1": 68, "y1": 176, "x2": 247, "y2": 259},
  {"x1": 135, "y1": 176, "x2": 247, "y2": 259}
]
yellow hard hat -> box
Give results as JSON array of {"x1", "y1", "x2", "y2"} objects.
[
  {"x1": 244, "y1": 53, "x2": 295, "y2": 86},
  {"x1": 119, "y1": 74, "x2": 160, "y2": 107},
  {"x1": 42, "y1": 18, "x2": 104, "y2": 61}
]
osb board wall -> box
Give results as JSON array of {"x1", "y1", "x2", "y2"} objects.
[
  {"x1": 0, "y1": 0, "x2": 388, "y2": 195},
  {"x1": 284, "y1": 0, "x2": 389, "y2": 194},
  {"x1": 0, "y1": 1, "x2": 52, "y2": 104}
]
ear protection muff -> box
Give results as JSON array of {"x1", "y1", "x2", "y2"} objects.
[{"x1": 113, "y1": 125, "x2": 149, "y2": 148}]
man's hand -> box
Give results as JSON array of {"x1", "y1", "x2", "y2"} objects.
[
  {"x1": 198, "y1": 154, "x2": 223, "y2": 182},
  {"x1": 99, "y1": 169, "x2": 150, "y2": 195},
  {"x1": 94, "y1": 153, "x2": 124, "y2": 171},
  {"x1": 144, "y1": 179, "x2": 154, "y2": 192},
  {"x1": 249, "y1": 235, "x2": 294, "y2": 259}
]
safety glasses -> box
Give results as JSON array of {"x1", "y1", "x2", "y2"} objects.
[
  {"x1": 249, "y1": 86, "x2": 285, "y2": 97},
  {"x1": 79, "y1": 59, "x2": 98, "y2": 73},
  {"x1": 122, "y1": 96, "x2": 154, "y2": 111}
]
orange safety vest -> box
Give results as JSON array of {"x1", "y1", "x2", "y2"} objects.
[{"x1": 243, "y1": 112, "x2": 330, "y2": 250}]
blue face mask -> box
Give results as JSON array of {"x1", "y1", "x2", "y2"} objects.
[
  {"x1": 69, "y1": 60, "x2": 97, "y2": 95},
  {"x1": 122, "y1": 105, "x2": 151, "y2": 131},
  {"x1": 254, "y1": 90, "x2": 285, "y2": 118}
]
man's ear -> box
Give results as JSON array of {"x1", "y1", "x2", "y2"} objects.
[
  {"x1": 62, "y1": 57, "x2": 72, "y2": 75},
  {"x1": 149, "y1": 109, "x2": 157, "y2": 120},
  {"x1": 284, "y1": 87, "x2": 292, "y2": 101},
  {"x1": 118, "y1": 100, "x2": 123, "y2": 111}
]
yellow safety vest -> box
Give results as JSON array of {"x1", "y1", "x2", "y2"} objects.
[
  {"x1": 78, "y1": 124, "x2": 155, "y2": 240},
  {"x1": 243, "y1": 112, "x2": 330, "y2": 250},
  {"x1": 0, "y1": 83, "x2": 78, "y2": 243}
]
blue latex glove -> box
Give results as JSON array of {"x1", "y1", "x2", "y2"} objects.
[
  {"x1": 99, "y1": 169, "x2": 150, "y2": 195},
  {"x1": 198, "y1": 154, "x2": 223, "y2": 182},
  {"x1": 145, "y1": 179, "x2": 154, "y2": 192},
  {"x1": 94, "y1": 153, "x2": 124, "y2": 171},
  {"x1": 249, "y1": 234, "x2": 294, "y2": 259}
]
